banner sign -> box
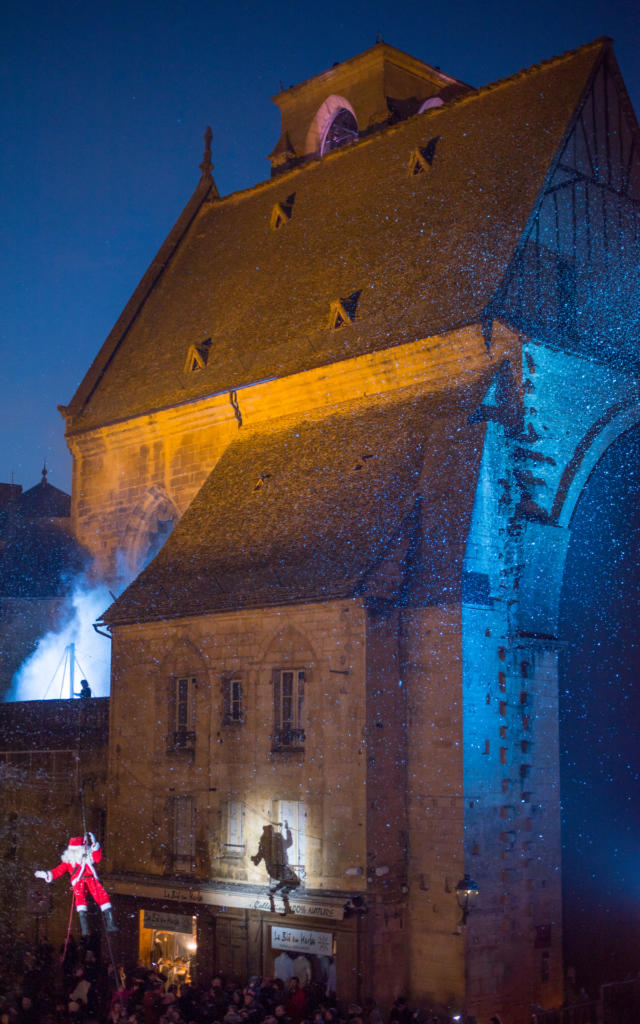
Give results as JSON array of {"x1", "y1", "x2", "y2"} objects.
[
  {"x1": 272, "y1": 925, "x2": 333, "y2": 956},
  {"x1": 108, "y1": 877, "x2": 345, "y2": 921},
  {"x1": 143, "y1": 910, "x2": 193, "y2": 934}
]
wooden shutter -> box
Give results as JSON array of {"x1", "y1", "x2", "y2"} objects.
[
  {"x1": 272, "y1": 668, "x2": 281, "y2": 741},
  {"x1": 167, "y1": 677, "x2": 177, "y2": 744}
]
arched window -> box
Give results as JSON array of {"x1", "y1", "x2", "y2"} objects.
[
  {"x1": 321, "y1": 107, "x2": 358, "y2": 154},
  {"x1": 305, "y1": 95, "x2": 358, "y2": 157}
]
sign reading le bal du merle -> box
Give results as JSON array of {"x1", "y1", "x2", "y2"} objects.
[{"x1": 271, "y1": 925, "x2": 333, "y2": 956}]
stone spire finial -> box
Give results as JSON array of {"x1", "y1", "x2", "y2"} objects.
[
  {"x1": 200, "y1": 125, "x2": 214, "y2": 179},
  {"x1": 41, "y1": 462, "x2": 48, "y2": 483}
]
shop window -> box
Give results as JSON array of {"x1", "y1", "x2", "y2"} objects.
[
  {"x1": 223, "y1": 676, "x2": 244, "y2": 725},
  {"x1": 171, "y1": 795, "x2": 195, "y2": 873},
  {"x1": 272, "y1": 668, "x2": 305, "y2": 750},
  {"x1": 274, "y1": 799, "x2": 306, "y2": 880},
  {"x1": 141, "y1": 909, "x2": 197, "y2": 984},
  {"x1": 169, "y1": 677, "x2": 196, "y2": 751},
  {"x1": 224, "y1": 800, "x2": 245, "y2": 858}
]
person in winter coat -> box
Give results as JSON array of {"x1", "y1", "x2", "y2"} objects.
[{"x1": 34, "y1": 834, "x2": 117, "y2": 935}]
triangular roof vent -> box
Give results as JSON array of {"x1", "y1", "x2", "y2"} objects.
[
  {"x1": 408, "y1": 136, "x2": 440, "y2": 175},
  {"x1": 328, "y1": 291, "x2": 361, "y2": 329},
  {"x1": 270, "y1": 193, "x2": 296, "y2": 229},
  {"x1": 184, "y1": 338, "x2": 212, "y2": 373}
]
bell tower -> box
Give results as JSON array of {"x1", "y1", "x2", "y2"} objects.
[{"x1": 268, "y1": 41, "x2": 472, "y2": 174}]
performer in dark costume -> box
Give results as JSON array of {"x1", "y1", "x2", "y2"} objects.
[{"x1": 251, "y1": 822, "x2": 300, "y2": 905}]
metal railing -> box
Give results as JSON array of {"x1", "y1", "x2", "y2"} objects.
[
  {"x1": 170, "y1": 729, "x2": 196, "y2": 750},
  {"x1": 272, "y1": 727, "x2": 305, "y2": 750}
]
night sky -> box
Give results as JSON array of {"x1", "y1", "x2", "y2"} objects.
[{"x1": 2, "y1": 0, "x2": 640, "y2": 492}]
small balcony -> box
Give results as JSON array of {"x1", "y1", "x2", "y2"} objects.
[
  {"x1": 272, "y1": 727, "x2": 305, "y2": 752},
  {"x1": 168, "y1": 729, "x2": 196, "y2": 754}
]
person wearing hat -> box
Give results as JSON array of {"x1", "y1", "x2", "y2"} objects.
[{"x1": 34, "y1": 833, "x2": 117, "y2": 935}]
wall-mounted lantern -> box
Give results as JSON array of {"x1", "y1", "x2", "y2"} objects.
[{"x1": 455, "y1": 874, "x2": 479, "y2": 925}]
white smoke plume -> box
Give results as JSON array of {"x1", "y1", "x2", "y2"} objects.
[{"x1": 7, "y1": 577, "x2": 114, "y2": 701}]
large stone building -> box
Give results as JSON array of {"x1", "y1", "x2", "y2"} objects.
[{"x1": 52, "y1": 38, "x2": 639, "y2": 1022}]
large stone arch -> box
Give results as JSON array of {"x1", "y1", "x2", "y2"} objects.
[
  {"x1": 551, "y1": 397, "x2": 640, "y2": 527},
  {"x1": 515, "y1": 400, "x2": 640, "y2": 637},
  {"x1": 120, "y1": 484, "x2": 180, "y2": 578},
  {"x1": 556, "y1": 421, "x2": 640, "y2": 990}
]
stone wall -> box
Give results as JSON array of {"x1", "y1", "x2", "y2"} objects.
[
  {"x1": 107, "y1": 601, "x2": 369, "y2": 890},
  {"x1": 66, "y1": 324, "x2": 518, "y2": 582}
]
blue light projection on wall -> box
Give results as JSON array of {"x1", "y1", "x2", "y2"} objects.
[{"x1": 558, "y1": 423, "x2": 640, "y2": 990}]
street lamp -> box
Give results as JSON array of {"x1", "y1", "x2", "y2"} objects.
[{"x1": 455, "y1": 874, "x2": 479, "y2": 925}]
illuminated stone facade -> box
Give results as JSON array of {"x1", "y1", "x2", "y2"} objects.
[{"x1": 60, "y1": 38, "x2": 639, "y2": 1023}]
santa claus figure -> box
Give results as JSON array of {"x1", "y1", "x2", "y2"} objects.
[{"x1": 34, "y1": 833, "x2": 117, "y2": 936}]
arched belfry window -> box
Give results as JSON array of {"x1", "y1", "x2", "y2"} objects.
[
  {"x1": 306, "y1": 95, "x2": 358, "y2": 157},
  {"x1": 321, "y1": 108, "x2": 358, "y2": 154}
]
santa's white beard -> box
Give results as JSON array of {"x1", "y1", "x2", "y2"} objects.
[{"x1": 61, "y1": 846, "x2": 84, "y2": 865}]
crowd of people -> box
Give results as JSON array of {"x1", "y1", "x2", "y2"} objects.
[{"x1": 0, "y1": 932, "x2": 489, "y2": 1024}]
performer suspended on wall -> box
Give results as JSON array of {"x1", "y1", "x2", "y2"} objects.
[
  {"x1": 252, "y1": 820, "x2": 300, "y2": 913},
  {"x1": 34, "y1": 834, "x2": 117, "y2": 935}
]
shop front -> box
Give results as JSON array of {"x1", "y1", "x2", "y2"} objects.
[
  {"x1": 140, "y1": 908, "x2": 198, "y2": 987},
  {"x1": 107, "y1": 877, "x2": 360, "y2": 1001}
]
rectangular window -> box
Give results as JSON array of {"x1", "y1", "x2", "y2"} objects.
[
  {"x1": 224, "y1": 800, "x2": 245, "y2": 858},
  {"x1": 272, "y1": 668, "x2": 305, "y2": 749},
  {"x1": 171, "y1": 677, "x2": 196, "y2": 750},
  {"x1": 275, "y1": 800, "x2": 306, "y2": 881},
  {"x1": 172, "y1": 796, "x2": 195, "y2": 872},
  {"x1": 223, "y1": 676, "x2": 243, "y2": 725}
]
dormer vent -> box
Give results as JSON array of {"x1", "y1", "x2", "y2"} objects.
[
  {"x1": 328, "y1": 291, "x2": 361, "y2": 329},
  {"x1": 408, "y1": 137, "x2": 440, "y2": 176},
  {"x1": 270, "y1": 193, "x2": 296, "y2": 230},
  {"x1": 184, "y1": 338, "x2": 212, "y2": 373}
]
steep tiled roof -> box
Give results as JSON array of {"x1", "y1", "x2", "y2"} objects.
[
  {"x1": 103, "y1": 381, "x2": 488, "y2": 624},
  {"x1": 66, "y1": 41, "x2": 608, "y2": 432}
]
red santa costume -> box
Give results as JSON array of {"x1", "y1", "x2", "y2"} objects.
[{"x1": 35, "y1": 834, "x2": 117, "y2": 933}]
